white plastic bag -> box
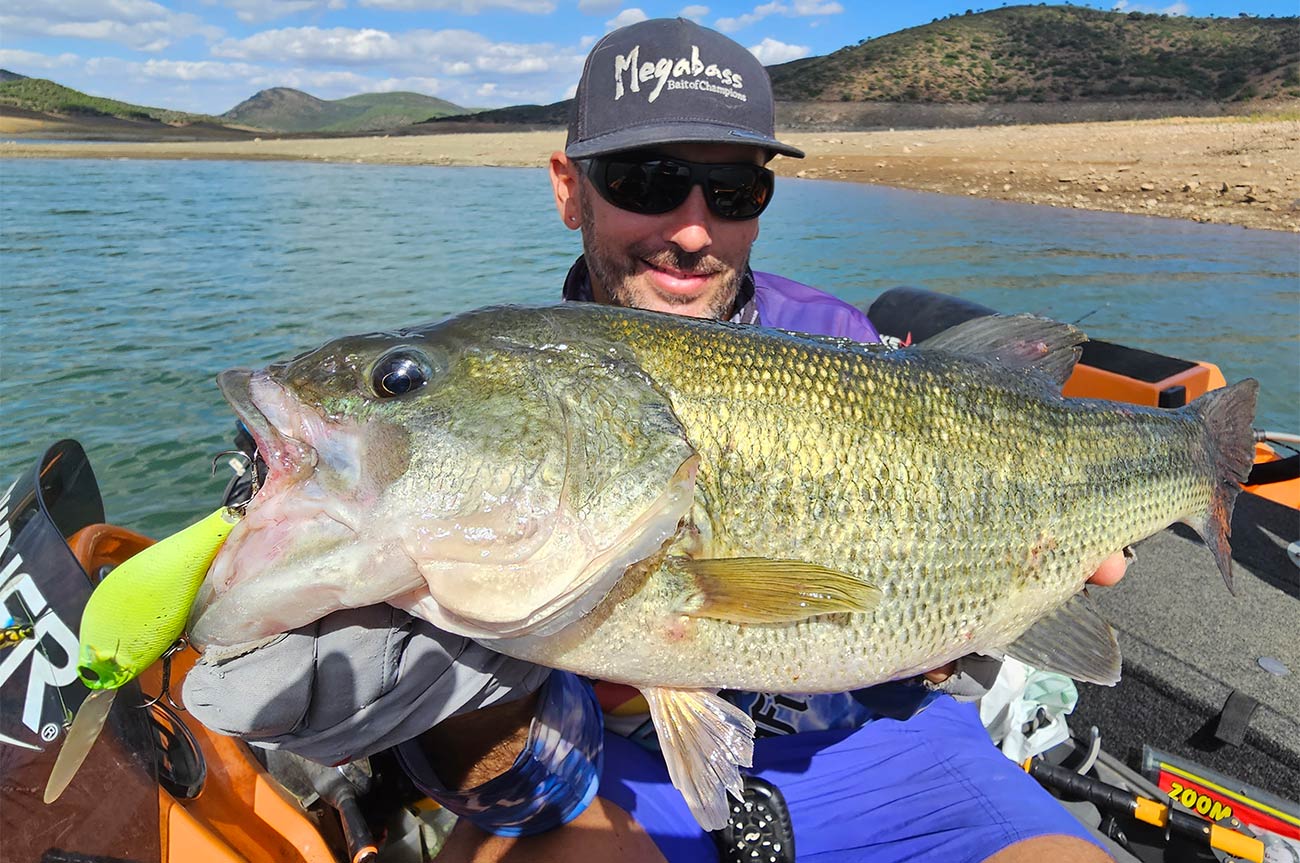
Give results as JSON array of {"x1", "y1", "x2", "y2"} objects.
[{"x1": 979, "y1": 656, "x2": 1079, "y2": 763}]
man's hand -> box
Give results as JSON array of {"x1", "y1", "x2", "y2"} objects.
[
  {"x1": 1084, "y1": 550, "x2": 1130, "y2": 587},
  {"x1": 923, "y1": 550, "x2": 1130, "y2": 685},
  {"x1": 182, "y1": 605, "x2": 550, "y2": 765}
]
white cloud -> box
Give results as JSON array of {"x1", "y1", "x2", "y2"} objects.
[
  {"x1": 139, "y1": 58, "x2": 264, "y2": 80},
  {"x1": 716, "y1": 1, "x2": 782, "y2": 33},
  {"x1": 206, "y1": 25, "x2": 586, "y2": 108},
  {"x1": 216, "y1": 0, "x2": 347, "y2": 24},
  {"x1": 679, "y1": 5, "x2": 710, "y2": 20},
  {"x1": 0, "y1": 0, "x2": 221, "y2": 51},
  {"x1": 357, "y1": 0, "x2": 556, "y2": 11},
  {"x1": 212, "y1": 25, "x2": 572, "y2": 76},
  {"x1": 2, "y1": 46, "x2": 580, "y2": 114},
  {"x1": 82, "y1": 55, "x2": 406, "y2": 107},
  {"x1": 0, "y1": 49, "x2": 82, "y2": 72},
  {"x1": 748, "y1": 37, "x2": 809, "y2": 65},
  {"x1": 374, "y1": 75, "x2": 447, "y2": 94},
  {"x1": 606, "y1": 8, "x2": 648, "y2": 29},
  {"x1": 16, "y1": 0, "x2": 184, "y2": 26},
  {"x1": 577, "y1": 0, "x2": 620, "y2": 12},
  {"x1": 791, "y1": 0, "x2": 841, "y2": 13},
  {"x1": 213, "y1": 26, "x2": 403, "y2": 64},
  {"x1": 1111, "y1": 0, "x2": 1189, "y2": 13},
  {"x1": 715, "y1": 0, "x2": 841, "y2": 34},
  {"x1": 249, "y1": 67, "x2": 386, "y2": 92}
]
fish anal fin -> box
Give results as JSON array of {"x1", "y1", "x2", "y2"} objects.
[
  {"x1": 1003, "y1": 591, "x2": 1121, "y2": 686},
  {"x1": 641, "y1": 686, "x2": 754, "y2": 831},
  {"x1": 920, "y1": 314, "x2": 1086, "y2": 389},
  {"x1": 670, "y1": 557, "x2": 879, "y2": 624}
]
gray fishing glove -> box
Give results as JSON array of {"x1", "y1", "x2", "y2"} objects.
[
  {"x1": 183, "y1": 604, "x2": 551, "y2": 765},
  {"x1": 923, "y1": 654, "x2": 1004, "y2": 701}
]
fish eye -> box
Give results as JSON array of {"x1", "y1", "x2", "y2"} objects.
[{"x1": 371, "y1": 349, "x2": 433, "y2": 398}]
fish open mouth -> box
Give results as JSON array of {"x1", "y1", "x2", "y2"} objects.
[
  {"x1": 217, "y1": 369, "x2": 315, "y2": 491},
  {"x1": 192, "y1": 369, "x2": 378, "y2": 648}
]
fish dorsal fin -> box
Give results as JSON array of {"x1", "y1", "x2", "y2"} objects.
[
  {"x1": 641, "y1": 686, "x2": 755, "y2": 831},
  {"x1": 669, "y1": 557, "x2": 879, "y2": 624},
  {"x1": 1002, "y1": 591, "x2": 1121, "y2": 686},
  {"x1": 920, "y1": 314, "x2": 1086, "y2": 389}
]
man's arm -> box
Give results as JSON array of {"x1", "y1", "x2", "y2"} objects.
[
  {"x1": 183, "y1": 606, "x2": 552, "y2": 765},
  {"x1": 416, "y1": 692, "x2": 539, "y2": 791}
]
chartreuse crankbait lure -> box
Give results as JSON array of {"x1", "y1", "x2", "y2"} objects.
[{"x1": 44, "y1": 506, "x2": 239, "y2": 804}]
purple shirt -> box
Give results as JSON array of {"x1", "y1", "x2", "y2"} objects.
[
  {"x1": 751, "y1": 270, "x2": 879, "y2": 343},
  {"x1": 560, "y1": 257, "x2": 880, "y2": 344}
]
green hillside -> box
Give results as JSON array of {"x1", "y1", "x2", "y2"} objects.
[
  {"x1": 420, "y1": 100, "x2": 570, "y2": 127},
  {"x1": 0, "y1": 76, "x2": 216, "y2": 124},
  {"x1": 222, "y1": 88, "x2": 467, "y2": 133},
  {"x1": 768, "y1": 6, "x2": 1300, "y2": 104}
]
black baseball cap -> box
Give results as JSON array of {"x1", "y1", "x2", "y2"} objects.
[{"x1": 566, "y1": 17, "x2": 804, "y2": 161}]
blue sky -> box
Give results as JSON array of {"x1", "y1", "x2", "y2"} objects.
[{"x1": 1, "y1": 1, "x2": 1293, "y2": 115}]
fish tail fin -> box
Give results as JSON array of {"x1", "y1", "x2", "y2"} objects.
[{"x1": 1184, "y1": 379, "x2": 1259, "y2": 595}]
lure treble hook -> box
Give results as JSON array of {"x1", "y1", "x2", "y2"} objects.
[
  {"x1": 140, "y1": 637, "x2": 189, "y2": 712},
  {"x1": 212, "y1": 449, "x2": 260, "y2": 512}
]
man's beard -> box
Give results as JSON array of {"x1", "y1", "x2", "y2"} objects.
[{"x1": 579, "y1": 190, "x2": 745, "y2": 321}]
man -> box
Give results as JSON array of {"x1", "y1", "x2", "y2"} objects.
[{"x1": 186, "y1": 17, "x2": 1125, "y2": 863}]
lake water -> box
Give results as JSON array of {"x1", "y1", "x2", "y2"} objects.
[{"x1": 2, "y1": 158, "x2": 1296, "y2": 536}]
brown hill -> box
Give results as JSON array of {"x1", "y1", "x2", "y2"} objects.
[{"x1": 768, "y1": 5, "x2": 1300, "y2": 104}]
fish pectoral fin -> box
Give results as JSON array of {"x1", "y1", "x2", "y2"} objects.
[
  {"x1": 641, "y1": 686, "x2": 754, "y2": 831},
  {"x1": 920, "y1": 314, "x2": 1086, "y2": 389},
  {"x1": 670, "y1": 557, "x2": 879, "y2": 624},
  {"x1": 1002, "y1": 591, "x2": 1121, "y2": 685}
]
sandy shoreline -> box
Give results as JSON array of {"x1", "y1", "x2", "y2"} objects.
[{"x1": 3, "y1": 117, "x2": 1297, "y2": 232}]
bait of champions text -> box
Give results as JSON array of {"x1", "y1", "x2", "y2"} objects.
[{"x1": 664, "y1": 78, "x2": 747, "y2": 101}]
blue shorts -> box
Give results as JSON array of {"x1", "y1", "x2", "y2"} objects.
[{"x1": 598, "y1": 695, "x2": 1104, "y2": 863}]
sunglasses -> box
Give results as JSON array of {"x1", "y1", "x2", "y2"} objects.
[{"x1": 581, "y1": 155, "x2": 775, "y2": 221}]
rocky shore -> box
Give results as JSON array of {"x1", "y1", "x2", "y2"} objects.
[
  {"x1": 776, "y1": 118, "x2": 1299, "y2": 232},
  {"x1": 3, "y1": 115, "x2": 1296, "y2": 232}
]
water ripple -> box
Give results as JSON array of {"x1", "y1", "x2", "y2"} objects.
[{"x1": 2, "y1": 160, "x2": 1295, "y2": 536}]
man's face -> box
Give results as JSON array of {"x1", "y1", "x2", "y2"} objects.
[{"x1": 575, "y1": 143, "x2": 765, "y2": 320}]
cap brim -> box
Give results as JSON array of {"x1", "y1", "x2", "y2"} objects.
[{"x1": 566, "y1": 122, "x2": 804, "y2": 160}]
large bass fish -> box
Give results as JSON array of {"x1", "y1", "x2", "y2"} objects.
[{"x1": 188, "y1": 303, "x2": 1257, "y2": 829}]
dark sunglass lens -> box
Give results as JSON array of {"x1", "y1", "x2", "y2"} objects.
[
  {"x1": 601, "y1": 159, "x2": 691, "y2": 214},
  {"x1": 706, "y1": 166, "x2": 772, "y2": 219},
  {"x1": 643, "y1": 161, "x2": 694, "y2": 213}
]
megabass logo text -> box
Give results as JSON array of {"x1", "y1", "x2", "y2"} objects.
[{"x1": 613, "y1": 44, "x2": 746, "y2": 104}]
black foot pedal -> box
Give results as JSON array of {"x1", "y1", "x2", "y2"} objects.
[{"x1": 710, "y1": 775, "x2": 795, "y2": 863}]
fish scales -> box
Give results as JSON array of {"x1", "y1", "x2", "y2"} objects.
[
  {"x1": 193, "y1": 305, "x2": 1232, "y2": 675},
  {"x1": 191, "y1": 303, "x2": 1257, "y2": 831},
  {"x1": 481, "y1": 307, "x2": 1223, "y2": 691}
]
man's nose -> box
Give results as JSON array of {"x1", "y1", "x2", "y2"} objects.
[{"x1": 661, "y1": 185, "x2": 713, "y2": 253}]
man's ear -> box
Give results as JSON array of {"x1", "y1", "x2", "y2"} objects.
[{"x1": 549, "y1": 151, "x2": 582, "y2": 230}]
